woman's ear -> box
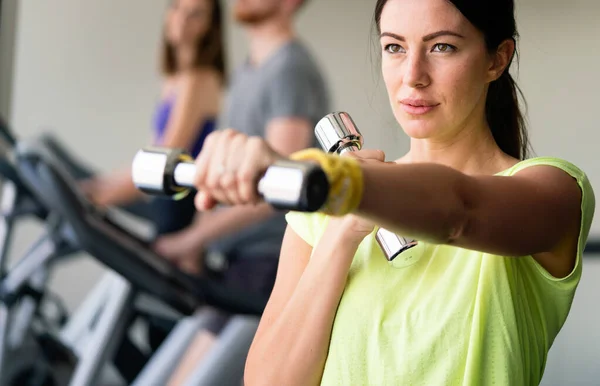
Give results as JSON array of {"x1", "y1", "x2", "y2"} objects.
[{"x1": 487, "y1": 38, "x2": 515, "y2": 82}]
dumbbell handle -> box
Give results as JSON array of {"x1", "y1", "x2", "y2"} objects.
[
  {"x1": 132, "y1": 148, "x2": 329, "y2": 212},
  {"x1": 315, "y1": 112, "x2": 418, "y2": 261},
  {"x1": 172, "y1": 162, "x2": 196, "y2": 187}
]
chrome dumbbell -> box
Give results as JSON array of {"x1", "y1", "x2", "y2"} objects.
[
  {"x1": 131, "y1": 147, "x2": 330, "y2": 212},
  {"x1": 315, "y1": 112, "x2": 419, "y2": 262}
]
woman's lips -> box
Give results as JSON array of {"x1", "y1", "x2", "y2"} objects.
[{"x1": 400, "y1": 99, "x2": 440, "y2": 115}]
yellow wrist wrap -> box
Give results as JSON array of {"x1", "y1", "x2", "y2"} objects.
[{"x1": 290, "y1": 148, "x2": 364, "y2": 216}]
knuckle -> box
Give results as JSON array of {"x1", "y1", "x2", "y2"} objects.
[
  {"x1": 222, "y1": 128, "x2": 237, "y2": 137},
  {"x1": 247, "y1": 136, "x2": 265, "y2": 151},
  {"x1": 220, "y1": 174, "x2": 236, "y2": 189},
  {"x1": 240, "y1": 184, "x2": 256, "y2": 203},
  {"x1": 212, "y1": 192, "x2": 227, "y2": 205},
  {"x1": 232, "y1": 131, "x2": 247, "y2": 141},
  {"x1": 205, "y1": 174, "x2": 219, "y2": 190},
  {"x1": 194, "y1": 193, "x2": 204, "y2": 210},
  {"x1": 205, "y1": 131, "x2": 220, "y2": 144},
  {"x1": 237, "y1": 167, "x2": 254, "y2": 184},
  {"x1": 240, "y1": 189, "x2": 253, "y2": 204},
  {"x1": 230, "y1": 191, "x2": 242, "y2": 205},
  {"x1": 193, "y1": 171, "x2": 206, "y2": 190},
  {"x1": 230, "y1": 133, "x2": 247, "y2": 151}
]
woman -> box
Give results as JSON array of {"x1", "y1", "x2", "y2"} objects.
[
  {"x1": 83, "y1": 0, "x2": 224, "y2": 272},
  {"x1": 186, "y1": 0, "x2": 595, "y2": 384}
]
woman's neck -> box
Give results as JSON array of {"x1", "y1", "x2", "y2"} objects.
[
  {"x1": 403, "y1": 122, "x2": 516, "y2": 175},
  {"x1": 176, "y1": 45, "x2": 196, "y2": 71}
]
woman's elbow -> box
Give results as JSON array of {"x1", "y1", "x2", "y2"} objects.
[
  {"x1": 244, "y1": 354, "x2": 307, "y2": 386},
  {"x1": 244, "y1": 345, "x2": 272, "y2": 386},
  {"x1": 442, "y1": 186, "x2": 473, "y2": 245},
  {"x1": 244, "y1": 362, "x2": 277, "y2": 386},
  {"x1": 243, "y1": 363, "x2": 259, "y2": 386}
]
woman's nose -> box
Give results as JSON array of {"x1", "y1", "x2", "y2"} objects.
[{"x1": 403, "y1": 52, "x2": 431, "y2": 89}]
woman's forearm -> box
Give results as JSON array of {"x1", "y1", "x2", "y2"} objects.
[
  {"x1": 100, "y1": 169, "x2": 143, "y2": 206},
  {"x1": 245, "y1": 229, "x2": 361, "y2": 386},
  {"x1": 357, "y1": 162, "x2": 470, "y2": 244}
]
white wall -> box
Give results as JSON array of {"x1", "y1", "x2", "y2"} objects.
[
  {"x1": 516, "y1": 0, "x2": 600, "y2": 215},
  {"x1": 7, "y1": 0, "x2": 167, "y2": 312},
  {"x1": 0, "y1": 0, "x2": 18, "y2": 118},
  {"x1": 3, "y1": 0, "x2": 600, "y2": 384},
  {"x1": 515, "y1": 3, "x2": 600, "y2": 383}
]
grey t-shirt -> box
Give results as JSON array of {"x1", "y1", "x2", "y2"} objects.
[{"x1": 208, "y1": 39, "x2": 330, "y2": 259}]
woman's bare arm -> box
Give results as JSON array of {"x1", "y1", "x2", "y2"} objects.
[
  {"x1": 245, "y1": 220, "x2": 362, "y2": 386},
  {"x1": 84, "y1": 69, "x2": 221, "y2": 206},
  {"x1": 158, "y1": 68, "x2": 221, "y2": 149},
  {"x1": 355, "y1": 162, "x2": 584, "y2": 275}
]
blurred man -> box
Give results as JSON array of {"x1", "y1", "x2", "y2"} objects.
[{"x1": 154, "y1": 1, "x2": 330, "y2": 383}]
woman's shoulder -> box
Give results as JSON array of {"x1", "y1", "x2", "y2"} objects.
[
  {"x1": 498, "y1": 156, "x2": 590, "y2": 181},
  {"x1": 181, "y1": 67, "x2": 223, "y2": 87},
  {"x1": 502, "y1": 155, "x2": 595, "y2": 227},
  {"x1": 176, "y1": 68, "x2": 223, "y2": 112}
]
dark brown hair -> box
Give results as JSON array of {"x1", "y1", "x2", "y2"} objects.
[
  {"x1": 374, "y1": 0, "x2": 530, "y2": 159},
  {"x1": 161, "y1": 0, "x2": 226, "y2": 81}
]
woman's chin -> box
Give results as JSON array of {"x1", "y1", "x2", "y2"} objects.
[
  {"x1": 166, "y1": 30, "x2": 184, "y2": 46},
  {"x1": 166, "y1": 36, "x2": 181, "y2": 46},
  {"x1": 394, "y1": 111, "x2": 442, "y2": 138},
  {"x1": 399, "y1": 122, "x2": 440, "y2": 140}
]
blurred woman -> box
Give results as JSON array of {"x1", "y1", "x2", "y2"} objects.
[{"x1": 83, "y1": 0, "x2": 225, "y2": 272}]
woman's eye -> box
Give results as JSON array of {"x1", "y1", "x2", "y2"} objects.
[
  {"x1": 432, "y1": 43, "x2": 456, "y2": 53},
  {"x1": 384, "y1": 44, "x2": 405, "y2": 54}
]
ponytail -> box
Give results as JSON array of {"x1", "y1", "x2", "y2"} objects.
[{"x1": 485, "y1": 69, "x2": 529, "y2": 160}]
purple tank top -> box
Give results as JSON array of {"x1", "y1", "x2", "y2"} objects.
[{"x1": 153, "y1": 95, "x2": 215, "y2": 158}]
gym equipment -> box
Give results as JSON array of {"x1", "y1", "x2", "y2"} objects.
[
  {"x1": 131, "y1": 146, "x2": 330, "y2": 212},
  {"x1": 315, "y1": 112, "x2": 419, "y2": 261},
  {"x1": 0, "y1": 119, "x2": 80, "y2": 385},
  {"x1": 12, "y1": 137, "x2": 269, "y2": 385},
  {"x1": 131, "y1": 308, "x2": 259, "y2": 386},
  {"x1": 0, "y1": 117, "x2": 155, "y2": 385}
]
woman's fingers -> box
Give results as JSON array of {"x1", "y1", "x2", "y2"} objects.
[
  {"x1": 342, "y1": 148, "x2": 386, "y2": 163},
  {"x1": 219, "y1": 132, "x2": 246, "y2": 205},
  {"x1": 192, "y1": 134, "x2": 389, "y2": 213},
  {"x1": 237, "y1": 137, "x2": 277, "y2": 205},
  {"x1": 204, "y1": 129, "x2": 236, "y2": 205},
  {"x1": 193, "y1": 131, "x2": 217, "y2": 187},
  {"x1": 194, "y1": 190, "x2": 218, "y2": 211},
  {"x1": 193, "y1": 129, "x2": 278, "y2": 210},
  {"x1": 194, "y1": 130, "x2": 225, "y2": 211}
]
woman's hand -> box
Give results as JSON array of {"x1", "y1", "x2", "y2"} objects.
[
  {"x1": 327, "y1": 149, "x2": 387, "y2": 241},
  {"x1": 192, "y1": 129, "x2": 282, "y2": 211}
]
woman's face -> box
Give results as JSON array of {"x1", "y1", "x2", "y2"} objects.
[
  {"x1": 379, "y1": 0, "x2": 502, "y2": 142},
  {"x1": 165, "y1": 0, "x2": 212, "y2": 48}
]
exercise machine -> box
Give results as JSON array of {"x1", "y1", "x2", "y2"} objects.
[
  {"x1": 0, "y1": 115, "x2": 158, "y2": 385},
  {"x1": 10, "y1": 136, "x2": 271, "y2": 385},
  {"x1": 0, "y1": 117, "x2": 82, "y2": 385},
  {"x1": 0, "y1": 117, "x2": 165, "y2": 384}
]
